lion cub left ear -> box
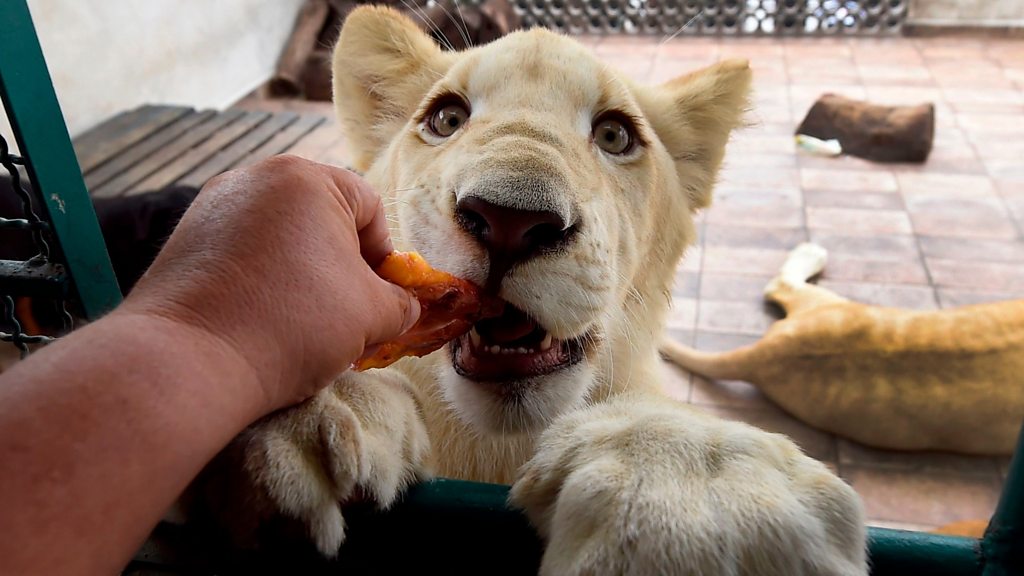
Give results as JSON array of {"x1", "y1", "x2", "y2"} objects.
[
  {"x1": 639, "y1": 59, "x2": 752, "y2": 210},
  {"x1": 332, "y1": 6, "x2": 457, "y2": 171}
]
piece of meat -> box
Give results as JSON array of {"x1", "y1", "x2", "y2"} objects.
[{"x1": 354, "y1": 251, "x2": 503, "y2": 370}]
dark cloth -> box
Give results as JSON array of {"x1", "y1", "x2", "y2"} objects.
[{"x1": 0, "y1": 176, "x2": 199, "y2": 331}]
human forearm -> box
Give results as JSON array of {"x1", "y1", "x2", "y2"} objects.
[
  {"x1": 0, "y1": 310, "x2": 269, "y2": 575},
  {"x1": 0, "y1": 157, "x2": 419, "y2": 575}
]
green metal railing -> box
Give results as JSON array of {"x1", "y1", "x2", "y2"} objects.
[
  {"x1": 0, "y1": 0, "x2": 121, "y2": 349},
  {"x1": 2, "y1": 1, "x2": 1022, "y2": 574},
  {"x1": 128, "y1": 442, "x2": 1024, "y2": 575}
]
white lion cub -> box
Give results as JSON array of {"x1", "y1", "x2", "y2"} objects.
[{"x1": 200, "y1": 6, "x2": 868, "y2": 575}]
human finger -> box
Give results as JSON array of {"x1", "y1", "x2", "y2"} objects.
[
  {"x1": 321, "y1": 164, "x2": 394, "y2": 269},
  {"x1": 362, "y1": 279, "x2": 422, "y2": 347}
]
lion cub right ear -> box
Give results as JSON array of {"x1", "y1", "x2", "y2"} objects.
[
  {"x1": 639, "y1": 59, "x2": 752, "y2": 211},
  {"x1": 332, "y1": 6, "x2": 456, "y2": 171}
]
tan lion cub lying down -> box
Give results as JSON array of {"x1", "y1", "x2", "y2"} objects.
[
  {"x1": 663, "y1": 243, "x2": 1024, "y2": 456},
  {"x1": 197, "y1": 7, "x2": 868, "y2": 574}
]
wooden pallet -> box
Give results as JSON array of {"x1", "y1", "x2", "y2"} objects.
[{"x1": 71, "y1": 104, "x2": 339, "y2": 197}]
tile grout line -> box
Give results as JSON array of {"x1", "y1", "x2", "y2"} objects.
[
  {"x1": 953, "y1": 42, "x2": 1024, "y2": 245},
  {"x1": 894, "y1": 175, "x2": 943, "y2": 309},
  {"x1": 686, "y1": 216, "x2": 709, "y2": 405},
  {"x1": 884, "y1": 39, "x2": 944, "y2": 308}
]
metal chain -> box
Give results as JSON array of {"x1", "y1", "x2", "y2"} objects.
[
  {"x1": 514, "y1": 0, "x2": 907, "y2": 36},
  {"x1": 59, "y1": 299, "x2": 73, "y2": 333},
  {"x1": 0, "y1": 133, "x2": 51, "y2": 259},
  {"x1": 0, "y1": 295, "x2": 54, "y2": 358},
  {"x1": 0, "y1": 132, "x2": 69, "y2": 357}
]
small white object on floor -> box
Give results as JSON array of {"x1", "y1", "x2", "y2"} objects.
[{"x1": 795, "y1": 134, "x2": 843, "y2": 157}]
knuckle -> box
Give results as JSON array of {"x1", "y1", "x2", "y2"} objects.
[
  {"x1": 202, "y1": 169, "x2": 234, "y2": 191},
  {"x1": 259, "y1": 153, "x2": 308, "y2": 173}
]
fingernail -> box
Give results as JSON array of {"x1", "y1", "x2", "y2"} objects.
[{"x1": 402, "y1": 297, "x2": 421, "y2": 334}]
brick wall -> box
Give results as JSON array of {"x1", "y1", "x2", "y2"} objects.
[{"x1": 909, "y1": 0, "x2": 1024, "y2": 27}]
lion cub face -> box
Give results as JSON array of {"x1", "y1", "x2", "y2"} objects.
[{"x1": 333, "y1": 7, "x2": 750, "y2": 433}]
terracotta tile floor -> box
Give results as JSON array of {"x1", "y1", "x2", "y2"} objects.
[
  {"x1": 599, "y1": 33, "x2": 1024, "y2": 533},
  {"x1": 241, "y1": 33, "x2": 1024, "y2": 533}
]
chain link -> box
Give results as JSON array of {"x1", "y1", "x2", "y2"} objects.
[
  {"x1": 1, "y1": 132, "x2": 71, "y2": 358},
  {"x1": 514, "y1": 0, "x2": 907, "y2": 35},
  {"x1": 0, "y1": 295, "x2": 55, "y2": 358},
  {"x1": 0, "y1": 134, "x2": 51, "y2": 258}
]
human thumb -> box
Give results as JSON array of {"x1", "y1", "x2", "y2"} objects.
[{"x1": 365, "y1": 280, "x2": 421, "y2": 347}]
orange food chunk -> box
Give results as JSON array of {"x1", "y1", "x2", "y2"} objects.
[{"x1": 354, "y1": 251, "x2": 503, "y2": 370}]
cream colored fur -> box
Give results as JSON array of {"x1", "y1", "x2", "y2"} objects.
[
  {"x1": 201, "y1": 8, "x2": 868, "y2": 574},
  {"x1": 662, "y1": 243, "x2": 1024, "y2": 456}
]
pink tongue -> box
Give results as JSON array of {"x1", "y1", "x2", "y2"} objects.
[{"x1": 476, "y1": 307, "x2": 537, "y2": 344}]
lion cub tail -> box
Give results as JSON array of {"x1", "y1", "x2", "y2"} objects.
[{"x1": 659, "y1": 337, "x2": 757, "y2": 382}]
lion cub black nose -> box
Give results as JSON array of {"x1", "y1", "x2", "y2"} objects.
[{"x1": 456, "y1": 196, "x2": 572, "y2": 283}]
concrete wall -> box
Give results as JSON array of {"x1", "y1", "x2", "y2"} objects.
[
  {"x1": 2, "y1": 0, "x2": 305, "y2": 153},
  {"x1": 909, "y1": 0, "x2": 1024, "y2": 27}
]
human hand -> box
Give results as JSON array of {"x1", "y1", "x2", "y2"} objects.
[{"x1": 121, "y1": 155, "x2": 420, "y2": 412}]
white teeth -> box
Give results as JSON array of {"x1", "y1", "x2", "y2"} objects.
[
  {"x1": 539, "y1": 333, "x2": 554, "y2": 351},
  {"x1": 478, "y1": 342, "x2": 543, "y2": 355}
]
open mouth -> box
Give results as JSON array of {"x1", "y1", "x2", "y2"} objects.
[{"x1": 451, "y1": 304, "x2": 586, "y2": 382}]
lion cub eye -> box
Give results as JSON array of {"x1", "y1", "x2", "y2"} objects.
[
  {"x1": 428, "y1": 102, "x2": 470, "y2": 137},
  {"x1": 592, "y1": 116, "x2": 635, "y2": 155}
]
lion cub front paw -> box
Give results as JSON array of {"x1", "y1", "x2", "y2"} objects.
[
  {"x1": 511, "y1": 396, "x2": 867, "y2": 576},
  {"x1": 200, "y1": 369, "x2": 430, "y2": 556}
]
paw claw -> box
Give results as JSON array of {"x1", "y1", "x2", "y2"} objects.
[
  {"x1": 515, "y1": 398, "x2": 868, "y2": 576},
  {"x1": 201, "y1": 369, "x2": 430, "y2": 556},
  {"x1": 310, "y1": 503, "x2": 346, "y2": 558}
]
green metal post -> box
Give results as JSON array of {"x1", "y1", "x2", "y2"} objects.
[
  {"x1": 981, "y1": 423, "x2": 1024, "y2": 576},
  {"x1": 128, "y1": 477, "x2": 991, "y2": 575},
  {"x1": 868, "y1": 528, "x2": 981, "y2": 576},
  {"x1": 0, "y1": 0, "x2": 122, "y2": 319}
]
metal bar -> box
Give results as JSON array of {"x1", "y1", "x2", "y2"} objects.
[
  {"x1": 981, "y1": 423, "x2": 1024, "y2": 576},
  {"x1": 0, "y1": 0, "x2": 122, "y2": 320},
  {"x1": 0, "y1": 259, "x2": 67, "y2": 298},
  {"x1": 127, "y1": 477, "x2": 987, "y2": 575},
  {"x1": 868, "y1": 528, "x2": 981, "y2": 576}
]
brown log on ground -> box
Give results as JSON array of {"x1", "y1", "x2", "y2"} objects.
[
  {"x1": 276, "y1": 0, "x2": 520, "y2": 102},
  {"x1": 326, "y1": 0, "x2": 358, "y2": 16},
  {"x1": 300, "y1": 48, "x2": 334, "y2": 102},
  {"x1": 796, "y1": 93, "x2": 935, "y2": 163},
  {"x1": 424, "y1": 0, "x2": 519, "y2": 49},
  {"x1": 269, "y1": 0, "x2": 331, "y2": 98},
  {"x1": 480, "y1": 0, "x2": 519, "y2": 39},
  {"x1": 343, "y1": 0, "x2": 519, "y2": 50}
]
